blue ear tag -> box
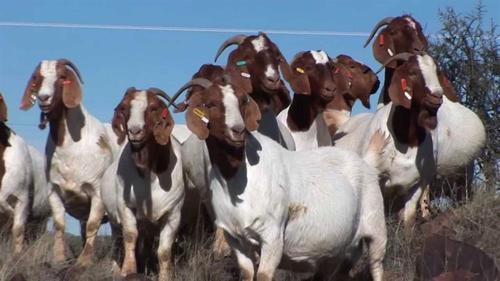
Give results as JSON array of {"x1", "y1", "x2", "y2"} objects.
[{"x1": 236, "y1": 60, "x2": 247, "y2": 66}]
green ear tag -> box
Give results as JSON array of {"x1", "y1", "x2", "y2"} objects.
[{"x1": 236, "y1": 60, "x2": 247, "y2": 66}]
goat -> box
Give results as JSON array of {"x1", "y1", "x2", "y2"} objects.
[
  {"x1": 19, "y1": 59, "x2": 117, "y2": 266},
  {"x1": 175, "y1": 76, "x2": 387, "y2": 281},
  {"x1": 276, "y1": 50, "x2": 340, "y2": 151},
  {"x1": 323, "y1": 54, "x2": 380, "y2": 135},
  {"x1": 214, "y1": 32, "x2": 295, "y2": 150},
  {"x1": 332, "y1": 52, "x2": 444, "y2": 233},
  {"x1": 101, "y1": 87, "x2": 183, "y2": 280},
  {"x1": 366, "y1": 15, "x2": 486, "y2": 215},
  {"x1": 0, "y1": 94, "x2": 31, "y2": 254}
]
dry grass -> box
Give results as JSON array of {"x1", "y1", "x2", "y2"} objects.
[{"x1": 0, "y1": 189, "x2": 498, "y2": 281}]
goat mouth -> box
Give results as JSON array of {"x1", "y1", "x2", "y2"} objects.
[
  {"x1": 225, "y1": 135, "x2": 246, "y2": 147},
  {"x1": 261, "y1": 80, "x2": 281, "y2": 93},
  {"x1": 129, "y1": 138, "x2": 145, "y2": 147},
  {"x1": 39, "y1": 104, "x2": 51, "y2": 113}
]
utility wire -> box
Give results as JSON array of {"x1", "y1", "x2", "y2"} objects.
[{"x1": 0, "y1": 21, "x2": 370, "y2": 37}]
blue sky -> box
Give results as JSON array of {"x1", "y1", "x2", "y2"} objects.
[{"x1": 0, "y1": 1, "x2": 498, "y2": 234}]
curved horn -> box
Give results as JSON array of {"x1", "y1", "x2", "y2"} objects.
[
  {"x1": 147, "y1": 87, "x2": 178, "y2": 109},
  {"x1": 214, "y1": 34, "x2": 247, "y2": 62},
  {"x1": 171, "y1": 78, "x2": 214, "y2": 104},
  {"x1": 375, "y1": 52, "x2": 413, "y2": 74},
  {"x1": 58, "y1": 58, "x2": 84, "y2": 84},
  {"x1": 363, "y1": 16, "x2": 395, "y2": 48}
]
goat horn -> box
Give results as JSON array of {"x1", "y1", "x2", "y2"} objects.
[
  {"x1": 363, "y1": 17, "x2": 395, "y2": 48},
  {"x1": 214, "y1": 34, "x2": 247, "y2": 62},
  {"x1": 58, "y1": 58, "x2": 84, "y2": 84},
  {"x1": 375, "y1": 52, "x2": 413, "y2": 74},
  {"x1": 171, "y1": 78, "x2": 214, "y2": 105},
  {"x1": 148, "y1": 87, "x2": 179, "y2": 109}
]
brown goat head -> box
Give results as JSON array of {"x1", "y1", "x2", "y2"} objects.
[
  {"x1": 176, "y1": 77, "x2": 261, "y2": 147},
  {"x1": 0, "y1": 94, "x2": 7, "y2": 122},
  {"x1": 112, "y1": 87, "x2": 175, "y2": 148},
  {"x1": 20, "y1": 59, "x2": 83, "y2": 114},
  {"x1": 290, "y1": 50, "x2": 337, "y2": 107},
  {"x1": 329, "y1": 54, "x2": 380, "y2": 110},
  {"x1": 215, "y1": 33, "x2": 288, "y2": 95},
  {"x1": 383, "y1": 52, "x2": 443, "y2": 130},
  {"x1": 365, "y1": 15, "x2": 428, "y2": 68}
]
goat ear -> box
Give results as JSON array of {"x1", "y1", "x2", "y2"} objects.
[
  {"x1": 0, "y1": 95, "x2": 7, "y2": 122},
  {"x1": 111, "y1": 106, "x2": 126, "y2": 145},
  {"x1": 438, "y1": 72, "x2": 460, "y2": 102},
  {"x1": 20, "y1": 67, "x2": 39, "y2": 110},
  {"x1": 226, "y1": 64, "x2": 253, "y2": 94},
  {"x1": 186, "y1": 107, "x2": 209, "y2": 140},
  {"x1": 243, "y1": 96, "x2": 261, "y2": 131},
  {"x1": 388, "y1": 72, "x2": 412, "y2": 109},
  {"x1": 372, "y1": 30, "x2": 397, "y2": 68},
  {"x1": 62, "y1": 68, "x2": 82, "y2": 108},
  {"x1": 270, "y1": 84, "x2": 291, "y2": 114},
  {"x1": 153, "y1": 108, "x2": 174, "y2": 145}
]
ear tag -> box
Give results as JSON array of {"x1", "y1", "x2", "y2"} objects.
[
  {"x1": 193, "y1": 108, "x2": 209, "y2": 124},
  {"x1": 236, "y1": 60, "x2": 247, "y2": 66},
  {"x1": 241, "y1": 72, "x2": 251, "y2": 78},
  {"x1": 161, "y1": 108, "x2": 169, "y2": 119},
  {"x1": 401, "y1": 79, "x2": 412, "y2": 100},
  {"x1": 30, "y1": 93, "x2": 37, "y2": 104},
  {"x1": 32, "y1": 83, "x2": 37, "y2": 87},
  {"x1": 63, "y1": 80, "x2": 72, "y2": 85},
  {"x1": 387, "y1": 48, "x2": 394, "y2": 57},
  {"x1": 296, "y1": 67, "x2": 305, "y2": 74},
  {"x1": 378, "y1": 34, "x2": 385, "y2": 46}
]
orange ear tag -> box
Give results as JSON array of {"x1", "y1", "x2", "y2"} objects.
[
  {"x1": 296, "y1": 67, "x2": 305, "y2": 74},
  {"x1": 63, "y1": 80, "x2": 72, "y2": 85},
  {"x1": 161, "y1": 108, "x2": 169, "y2": 119},
  {"x1": 193, "y1": 108, "x2": 209, "y2": 124},
  {"x1": 378, "y1": 34, "x2": 384, "y2": 46},
  {"x1": 401, "y1": 78, "x2": 412, "y2": 100}
]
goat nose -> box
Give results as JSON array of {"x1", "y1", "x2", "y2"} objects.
[
  {"x1": 267, "y1": 75, "x2": 279, "y2": 83},
  {"x1": 128, "y1": 127, "x2": 143, "y2": 135},
  {"x1": 38, "y1": 95, "x2": 50, "y2": 102}
]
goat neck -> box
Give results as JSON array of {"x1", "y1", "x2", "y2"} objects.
[
  {"x1": 130, "y1": 136, "x2": 172, "y2": 177},
  {"x1": 205, "y1": 134, "x2": 245, "y2": 180},
  {"x1": 47, "y1": 104, "x2": 85, "y2": 147},
  {"x1": 286, "y1": 94, "x2": 324, "y2": 132},
  {"x1": 324, "y1": 95, "x2": 352, "y2": 135}
]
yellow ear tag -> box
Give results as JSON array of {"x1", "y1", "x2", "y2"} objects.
[
  {"x1": 193, "y1": 108, "x2": 209, "y2": 124},
  {"x1": 296, "y1": 67, "x2": 305, "y2": 74}
]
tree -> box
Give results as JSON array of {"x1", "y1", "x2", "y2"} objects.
[{"x1": 429, "y1": 2, "x2": 499, "y2": 191}]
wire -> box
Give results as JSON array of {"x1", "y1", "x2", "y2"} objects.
[{"x1": 0, "y1": 21, "x2": 370, "y2": 37}]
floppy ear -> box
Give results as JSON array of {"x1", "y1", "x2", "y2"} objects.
[
  {"x1": 243, "y1": 96, "x2": 261, "y2": 131},
  {"x1": 226, "y1": 64, "x2": 253, "y2": 94},
  {"x1": 62, "y1": 67, "x2": 82, "y2": 108},
  {"x1": 0, "y1": 95, "x2": 7, "y2": 122},
  {"x1": 112, "y1": 105, "x2": 126, "y2": 145},
  {"x1": 153, "y1": 108, "x2": 174, "y2": 145},
  {"x1": 438, "y1": 72, "x2": 460, "y2": 102},
  {"x1": 20, "y1": 66, "x2": 40, "y2": 110},
  {"x1": 372, "y1": 30, "x2": 397, "y2": 68},
  {"x1": 186, "y1": 106, "x2": 209, "y2": 140},
  {"x1": 387, "y1": 71, "x2": 412, "y2": 109}
]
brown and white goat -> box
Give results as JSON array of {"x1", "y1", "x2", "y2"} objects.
[
  {"x1": 101, "y1": 87, "x2": 183, "y2": 280},
  {"x1": 174, "y1": 75, "x2": 387, "y2": 281},
  {"x1": 366, "y1": 15, "x2": 486, "y2": 216},
  {"x1": 276, "y1": 50, "x2": 340, "y2": 150},
  {"x1": 214, "y1": 32, "x2": 295, "y2": 149},
  {"x1": 332, "y1": 52, "x2": 444, "y2": 232},
  {"x1": 323, "y1": 54, "x2": 380, "y2": 135},
  {"x1": 20, "y1": 59, "x2": 118, "y2": 266}
]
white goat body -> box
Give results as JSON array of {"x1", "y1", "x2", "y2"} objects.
[{"x1": 208, "y1": 132, "x2": 386, "y2": 280}]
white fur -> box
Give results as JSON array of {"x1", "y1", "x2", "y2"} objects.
[
  {"x1": 417, "y1": 55, "x2": 443, "y2": 95},
  {"x1": 405, "y1": 17, "x2": 417, "y2": 29},
  {"x1": 277, "y1": 108, "x2": 332, "y2": 151},
  {"x1": 127, "y1": 91, "x2": 147, "y2": 131},
  {"x1": 27, "y1": 146, "x2": 51, "y2": 219},
  {"x1": 251, "y1": 35, "x2": 267, "y2": 53},
  {"x1": 38, "y1": 60, "x2": 58, "y2": 109},
  {"x1": 264, "y1": 65, "x2": 277, "y2": 79},
  {"x1": 432, "y1": 96, "x2": 486, "y2": 175},
  {"x1": 206, "y1": 132, "x2": 386, "y2": 280},
  {"x1": 0, "y1": 130, "x2": 33, "y2": 253},
  {"x1": 310, "y1": 50, "x2": 329, "y2": 64},
  {"x1": 221, "y1": 85, "x2": 245, "y2": 133}
]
